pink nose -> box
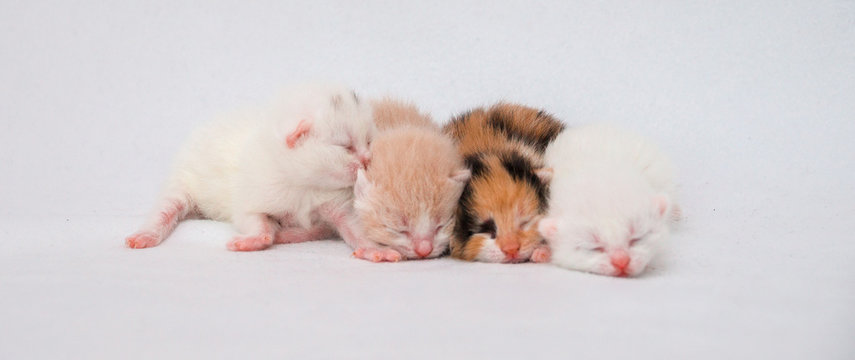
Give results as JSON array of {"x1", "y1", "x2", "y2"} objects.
[
  {"x1": 414, "y1": 240, "x2": 432, "y2": 258},
  {"x1": 500, "y1": 239, "x2": 520, "y2": 259},
  {"x1": 610, "y1": 249, "x2": 631, "y2": 270}
]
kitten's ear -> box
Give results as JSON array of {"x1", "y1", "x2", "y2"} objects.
[
  {"x1": 653, "y1": 194, "x2": 670, "y2": 218},
  {"x1": 354, "y1": 168, "x2": 372, "y2": 198},
  {"x1": 285, "y1": 119, "x2": 312, "y2": 148},
  {"x1": 534, "y1": 167, "x2": 554, "y2": 183},
  {"x1": 450, "y1": 169, "x2": 471, "y2": 183},
  {"x1": 537, "y1": 217, "x2": 559, "y2": 239}
]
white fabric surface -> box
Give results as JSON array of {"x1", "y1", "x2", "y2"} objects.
[{"x1": 1, "y1": 1, "x2": 853, "y2": 359}]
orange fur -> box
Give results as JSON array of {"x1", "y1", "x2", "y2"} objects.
[
  {"x1": 354, "y1": 99, "x2": 468, "y2": 259},
  {"x1": 371, "y1": 98, "x2": 438, "y2": 131},
  {"x1": 451, "y1": 233, "x2": 487, "y2": 260}
]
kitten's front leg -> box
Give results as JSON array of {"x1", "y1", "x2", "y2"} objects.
[
  {"x1": 227, "y1": 213, "x2": 277, "y2": 251},
  {"x1": 318, "y1": 201, "x2": 402, "y2": 262}
]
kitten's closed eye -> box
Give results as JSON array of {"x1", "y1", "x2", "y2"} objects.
[
  {"x1": 629, "y1": 238, "x2": 641, "y2": 246},
  {"x1": 436, "y1": 217, "x2": 453, "y2": 230},
  {"x1": 478, "y1": 219, "x2": 497, "y2": 238},
  {"x1": 337, "y1": 142, "x2": 355, "y2": 153}
]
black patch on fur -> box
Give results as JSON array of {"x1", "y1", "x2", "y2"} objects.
[
  {"x1": 487, "y1": 108, "x2": 565, "y2": 153},
  {"x1": 500, "y1": 152, "x2": 549, "y2": 211},
  {"x1": 487, "y1": 111, "x2": 512, "y2": 136},
  {"x1": 453, "y1": 182, "x2": 476, "y2": 242},
  {"x1": 452, "y1": 110, "x2": 472, "y2": 124},
  {"x1": 487, "y1": 111, "x2": 538, "y2": 151},
  {"x1": 463, "y1": 153, "x2": 488, "y2": 179},
  {"x1": 445, "y1": 110, "x2": 473, "y2": 135},
  {"x1": 478, "y1": 218, "x2": 497, "y2": 238},
  {"x1": 532, "y1": 110, "x2": 565, "y2": 153}
]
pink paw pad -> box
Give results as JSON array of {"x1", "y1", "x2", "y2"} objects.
[
  {"x1": 353, "y1": 248, "x2": 402, "y2": 262},
  {"x1": 227, "y1": 234, "x2": 273, "y2": 251},
  {"x1": 531, "y1": 246, "x2": 551, "y2": 263},
  {"x1": 126, "y1": 231, "x2": 161, "y2": 249}
]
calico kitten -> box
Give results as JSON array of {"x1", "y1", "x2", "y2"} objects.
[
  {"x1": 443, "y1": 103, "x2": 564, "y2": 263},
  {"x1": 351, "y1": 99, "x2": 469, "y2": 262}
]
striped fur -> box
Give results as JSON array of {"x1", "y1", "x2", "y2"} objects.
[{"x1": 443, "y1": 103, "x2": 565, "y2": 262}]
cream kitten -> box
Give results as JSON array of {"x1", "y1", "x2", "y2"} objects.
[
  {"x1": 538, "y1": 123, "x2": 680, "y2": 277},
  {"x1": 125, "y1": 83, "x2": 375, "y2": 251},
  {"x1": 350, "y1": 99, "x2": 469, "y2": 262}
]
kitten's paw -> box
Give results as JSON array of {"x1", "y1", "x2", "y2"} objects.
[
  {"x1": 531, "y1": 246, "x2": 551, "y2": 263},
  {"x1": 353, "y1": 247, "x2": 402, "y2": 262},
  {"x1": 126, "y1": 231, "x2": 161, "y2": 249},
  {"x1": 227, "y1": 234, "x2": 273, "y2": 251}
]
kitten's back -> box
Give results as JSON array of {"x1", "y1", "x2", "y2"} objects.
[
  {"x1": 444, "y1": 102, "x2": 564, "y2": 154},
  {"x1": 548, "y1": 123, "x2": 675, "y2": 197},
  {"x1": 371, "y1": 98, "x2": 437, "y2": 131}
]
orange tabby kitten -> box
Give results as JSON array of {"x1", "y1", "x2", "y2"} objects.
[{"x1": 351, "y1": 99, "x2": 470, "y2": 262}]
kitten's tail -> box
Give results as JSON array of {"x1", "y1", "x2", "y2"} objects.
[{"x1": 125, "y1": 190, "x2": 195, "y2": 249}]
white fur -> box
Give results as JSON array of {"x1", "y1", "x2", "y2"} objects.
[
  {"x1": 128, "y1": 83, "x2": 375, "y2": 250},
  {"x1": 539, "y1": 123, "x2": 679, "y2": 277},
  {"x1": 473, "y1": 237, "x2": 507, "y2": 263}
]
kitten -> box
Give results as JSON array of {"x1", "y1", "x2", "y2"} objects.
[
  {"x1": 351, "y1": 99, "x2": 469, "y2": 262},
  {"x1": 125, "y1": 83, "x2": 375, "y2": 251},
  {"x1": 538, "y1": 123, "x2": 680, "y2": 277},
  {"x1": 443, "y1": 103, "x2": 565, "y2": 263}
]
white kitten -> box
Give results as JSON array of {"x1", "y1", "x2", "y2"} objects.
[
  {"x1": 125, "y1": 83, "x2": 375, "y2": 251},
  {"x1": 538, "y1": 123, "x2": 680, "y2": 277}
]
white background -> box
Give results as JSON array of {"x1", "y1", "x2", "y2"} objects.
[{"x1": 1, "y1": 1, "x2": 853, "y2": 359}]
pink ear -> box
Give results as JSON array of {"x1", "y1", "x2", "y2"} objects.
[
  {"x1": 537, "y1": 217, "x2": 559, "y2": 239},
  {"x1": 535, "y1": 167, "x2": 554, "y2": 183},
  {"x1": 450, "y1": 169, "x2": 471, "y2": 183},
  {"x1": 653, "y1": 194, "x2": 670, "y2": 217},
  {"x1": 286, "y1": 119, "x2": 312, "y2": 148}
]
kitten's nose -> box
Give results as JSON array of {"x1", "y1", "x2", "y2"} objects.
[
  {"x1": 500, "y1": 240, "x2": 520, "y2": 259},
  {"x1": 610, "y1": 249, "x2": 631, "y2": 270},
  {"x1": 414, "y1": 240, "x2": 432, "y2": 258}
]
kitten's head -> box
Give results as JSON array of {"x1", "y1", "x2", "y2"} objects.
[
  {"x1": 353, "y1": 128, "x2": 469, "y2": 259},
  {"x1": 273, "y1": 84, "x2": 376, "y2": 189},
  {"x1": 452, "y1": 151, "x2": 553, "y2": 263},
  {"x1": 538, "y1": 179, "x2": 673, "y2": 277}
]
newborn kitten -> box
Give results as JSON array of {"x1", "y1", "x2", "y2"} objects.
[
  {"x1": 351, "y1": 99, "x2": 469, "y2": 262},
  {"x1": 125, "y1": 83, "x2": 375, "y2": 251},
  {"x1": 443, "y1": 103, "x2": 565, "y2": 263},
  {"x1": 538, "y1": 123, "x2": 680, "y2": 277}
]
